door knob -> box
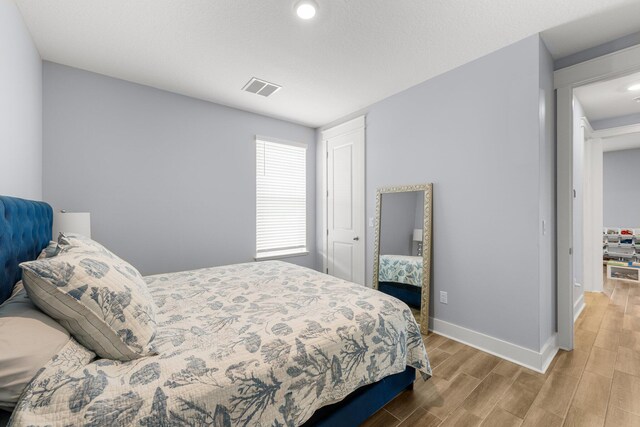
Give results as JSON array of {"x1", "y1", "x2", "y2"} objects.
[{"x1": 353, "y1": 237, "x2": 360, "y2": 241}]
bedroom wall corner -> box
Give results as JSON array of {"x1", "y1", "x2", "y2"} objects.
[
  {"x1": 43, "y1": 62, "x2": 316, "y2": 275},
  {"x1": 0, "y1": 0, "x2": 42, "y2": 200}
]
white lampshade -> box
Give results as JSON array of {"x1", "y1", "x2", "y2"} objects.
[
  {"x1": 53, "y1": 211, "x2": 91, "y2": 239},
  {"x1": 413, "y1": 228, "x2": 423, "y2": 242}
]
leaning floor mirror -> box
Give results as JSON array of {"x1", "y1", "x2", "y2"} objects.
[{"x1": 373, "y1": 184, "x2": 433, "y2": 332}]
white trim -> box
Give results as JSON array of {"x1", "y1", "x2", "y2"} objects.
[
  {"x1": 539, "y1": 334, "x2": 560, "y2": 374},
  {"x1": 573, "y1": 293, "x2": 585, "y2": 323},
  {"x1": 320, "y1": 135, "x2": 328, "y2": 274},
  {"x1": 255, "y1": 135, "x2": 308, "y2": 149},
  {"x1": 554, "y1": 43, "x2": 640, "y2": 89},
  {"x1": 556, "y1": 86, "x2": 575, "y2": 351},
  {"x1": 592, "y1": 123, "x2": 640, "y2": 139},
  {"x1": 580, "y1": 117, "x2": 594, "y2": 136},
  {"x1": 321, "y1": 116, "x2": 365, "y2": 140},
  {"x1": 583, "y1": 137, "x2": 604, "y2": 293},
  {"x1": 429, "y1": 318, "x2": 559, "y2": 374}
]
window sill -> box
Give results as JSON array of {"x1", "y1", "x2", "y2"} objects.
[{"x1": 255, "y1": 250, "x2": 309, "y2": 261}]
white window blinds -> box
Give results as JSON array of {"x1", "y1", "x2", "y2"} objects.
[{"x1": 256, "y1": 137, "x2": 307, "y2": 258}]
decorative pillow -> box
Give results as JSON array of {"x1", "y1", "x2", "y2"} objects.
[
  {"x1": 57, "y1": 233, "x2": 125, "y2": 262},
  {"x1": 58, "y1": 232, "x2": 99, "y2": 249},
  {"x1": 20, "y1": 244, "x2": 157, "y2": 361},
  {"x1": 0, "y1": 283, "x2": 72, "y2": 410}
]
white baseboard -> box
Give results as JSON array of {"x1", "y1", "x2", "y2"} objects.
[
  {"x1": 574, "y1": 293, "x2": 585, "y2": 323},
  {"x1": 429, "y1": 317, "x2": 558, "y2": 374},
  {"x1": 539, "y1": 333, "x2": 559, "y2": 373}
]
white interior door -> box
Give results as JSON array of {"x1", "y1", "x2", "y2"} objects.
[{"x1": 325, "y1": 121, "x2": 365, "y2": 284}]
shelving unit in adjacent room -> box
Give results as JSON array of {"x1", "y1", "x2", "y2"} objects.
[{"x1": 604, "y1": 228, "x2": 640, "y2": 283}]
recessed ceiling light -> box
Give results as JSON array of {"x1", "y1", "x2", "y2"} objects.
[
  {"x1": 628, "y1": 83, "x2": 640, "y2": 91},
  {"x1": 295, "y1": 0, "x2": 318, "y2": 20}
]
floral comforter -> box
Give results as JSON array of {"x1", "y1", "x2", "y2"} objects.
[
  {"x1": 379, "y1": 255, "x2": 423, "y2": 287},
  {"x1": 10, "y1": 261, "x2": 431, "y2": 426}
]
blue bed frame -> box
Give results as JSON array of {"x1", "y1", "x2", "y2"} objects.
[
  {"x1": 379, "y1": 281, "x2": 422, "y2": 308},
  {"x1": 0, "y1": 196, "x2": 52, "y2": 304},
  {"x1": 0, "y1": 195, "x2": 416, "y2": 426},
  {"x1": 0, "y1": 196, "x2": 53, "y2": 425},
  {"x1": 303, "y1": 367, "x2": 415, "y2": 426}
]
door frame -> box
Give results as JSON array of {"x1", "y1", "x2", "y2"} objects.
[
  {"x1": 320, "y1": 116, "x2": 366, "y2": 280},
  {"x1": 580, "y1": 118, "x2": 602, "y2": 295},
  {"x1": 555, "y1": 43, "x2": 640, "y2": 350}
]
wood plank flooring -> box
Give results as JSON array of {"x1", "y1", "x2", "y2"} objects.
[{"x1": 363, "y1": 276, "x2": 640, "y2": 426}]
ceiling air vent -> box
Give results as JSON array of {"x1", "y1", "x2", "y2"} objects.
[{"x1": 242, "y1": 77, "x2": 282, "y2": 97}]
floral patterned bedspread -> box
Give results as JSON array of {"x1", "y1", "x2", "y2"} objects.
[
  {"x1": 10, "y1": 261, "x2": 430, "y2": 427},
  {"x1": 379, "y1": 255, "x2": 423, "y2": 287}
]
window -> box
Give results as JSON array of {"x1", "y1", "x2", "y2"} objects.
[{"x1": 256, "y1": 137, "x2": 307, "y2": 259}]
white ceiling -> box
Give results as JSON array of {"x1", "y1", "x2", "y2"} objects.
[
  {"x1": 15, "y1": 0, "x2": 640, "y2": 128},
  {"x1": 540, "y1": 4, "x2": 640, "y2": 59},
  {"x1": 574, "y1": 71, "x2": 640, "y2": 122}
]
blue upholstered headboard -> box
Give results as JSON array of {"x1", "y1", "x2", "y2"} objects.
[{"x1": 0, "y1": 196, "x2": 53, "y2": 304}]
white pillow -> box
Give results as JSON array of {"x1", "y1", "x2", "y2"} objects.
[{"x1": 20, "y1": 241, "x2": 157, "y2": 361}]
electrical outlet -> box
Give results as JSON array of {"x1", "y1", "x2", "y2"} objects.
[{"x1": 440, "y1": 291, "x2": 448, "y2": 304}]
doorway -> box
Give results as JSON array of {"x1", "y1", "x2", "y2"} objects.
[
  {"x1": 556, "y1": 44, "x2": 640, "y2": 350},
  {"x1": 572, "y1": 74, "x2": 640, "y2": 316}
]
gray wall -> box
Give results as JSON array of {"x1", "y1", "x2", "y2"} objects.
[
  {"x1": 321, "y1": 35, "x2": 554, "y2": 351},
  {"x1": 603, "y1": 148, "x2": 640, "y2": 227},
  {"x1": 0, "y1": 0, "x2": 42, "y2": 200},
  {"x1": 379, "y1": 191, "x2": 420, "y2": 256},
  {"x1": 592, "y1": 113, "x2": 640, "y2": 130},
  {"x1": 43, "y1": 62, "x2": 316, "y2": 275}
]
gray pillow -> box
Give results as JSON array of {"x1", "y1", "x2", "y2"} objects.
[
  {"x1": 20, "y1": 243, "x2": 157, "y2": 361},
  {"x1": 0, "y1": 283, "x2": 71, "y2": 411}
]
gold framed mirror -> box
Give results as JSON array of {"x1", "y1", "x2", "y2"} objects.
[{"x1": 373, "y1": 184, "x2": 432, "y2": 332}]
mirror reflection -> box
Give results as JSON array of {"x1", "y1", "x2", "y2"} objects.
[{"x1": 374, "y1": 184, "x2": 432, "y2": 332}]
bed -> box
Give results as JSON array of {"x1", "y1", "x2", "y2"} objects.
[
  {"x1": 378, "y1": 255, "x2": 423, "y2": 308},
  {"x1": 0, "y1": 196, "x2": 431, "y2": 426}
]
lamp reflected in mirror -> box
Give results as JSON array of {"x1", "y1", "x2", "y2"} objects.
[{"x1": 413, "y1": 228, "x2": 423, "y2": 256}]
